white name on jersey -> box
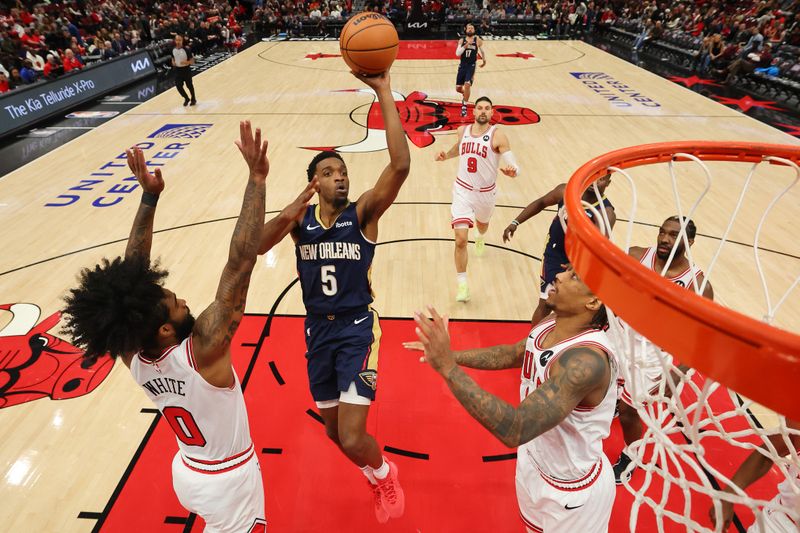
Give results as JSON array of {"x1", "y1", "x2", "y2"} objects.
[{"x1": 297, "y1": 242, "x2": 362, "y2": 261}]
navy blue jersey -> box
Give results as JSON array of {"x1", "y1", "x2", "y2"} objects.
[
  {"x1": 295, "y1": 203, "x2": 375, "y2": 315},
  {"x1": 459, "y1": 38, "x2": 479, "y2": 66},
  {"x1": 543, "y1": 196, "x2": 614, "y2": 268}
]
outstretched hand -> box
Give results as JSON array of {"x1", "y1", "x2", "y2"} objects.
[
  {"x1": 435, "y1": 151, "x2": 447, "y2": 162},
  {"x1": 351, "y1": 70, "x2": 390, "y2": 91},
  {"x1": 235, "y1": 120, "x2": 269, "y2": 178},
  {"x1": 281, "y1": 178, "x2": 319, "y2": 221},
  {"x1": 126, "y1": 147, "x2": 165, "y2": 195},
  {"x1": 401, "y1": 340, "x2": 427, "y2": 363},
  {"x1": 413, "y1": 306, "x2": 455, "y2": 374}
]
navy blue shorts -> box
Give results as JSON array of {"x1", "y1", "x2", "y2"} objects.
[
  {"x1": 304, "y1": 307, "x2": 381, "y2": 403},
  {"x1": 456, "y1": 63, "x2": 476, "y2": 86},
  {"x1": 539, "y1": 254, "x2": 568, "y2": 299}
]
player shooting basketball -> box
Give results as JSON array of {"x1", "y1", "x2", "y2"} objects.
[{"x1": 257, "y1": 68, "x2": 410, "y2": 523}]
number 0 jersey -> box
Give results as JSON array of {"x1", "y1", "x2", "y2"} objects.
[
  {"x1": 129, "y1": 336, "x2": 255, "y2": 471},
  {"x1": 295, "y1": 203, "x2": 376, "y2": 315}
]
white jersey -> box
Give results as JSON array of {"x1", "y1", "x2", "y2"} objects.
[
  {"x1": 777, "y1": 464, "x2": 800, "y2": 521},
  {"x1": 639, "y1": 246, "x2": 704, "y2": 290},
  {"x1": 456, "y1": 124, "x2": 501, "y2": 192},
  {"x1": 130, "y1": 336, "x2": 255, "y2": 472},
  {"x1": 518, "y1": 317, "x2": 618, "y2": 485}
]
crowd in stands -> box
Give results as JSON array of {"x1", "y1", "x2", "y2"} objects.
[
  {"x1": 0, "y1": 0, "x2": 250, "y2": 94},
  {"x1": 2, "y1": 0, "x2": 799, "y2": 95}
]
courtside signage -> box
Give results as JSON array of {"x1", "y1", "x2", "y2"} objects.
[
  {"x1": 570, "y1": 72, "x2": 661, "y2": 108},
  {"x1": 0, "y1": 50, "x2": 156, "y2": 138}
]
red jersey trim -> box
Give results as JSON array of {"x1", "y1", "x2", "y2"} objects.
[
  {"x1": 137, "y1": 344, "x2": 179, "y2": 365},
  {"x1": 181, "y1": 443, "x2": 255, "y2": 474},
  {"x1": 519, "y1": 511, "x2": 543, "y2": 532},
  {"x1": 537, "y1": 459, "x2": 603, "y2": 491}
]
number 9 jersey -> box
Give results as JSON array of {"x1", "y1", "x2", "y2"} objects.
[{"x1": 295, "y1": 203, "x2": 376, "y2": 315}]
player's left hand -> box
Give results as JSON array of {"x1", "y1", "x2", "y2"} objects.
[
  {"x1": 126, "y1": 147, "x2": 165, "y2": 195},
  {"x1": 352, "y1": 70, "x2": 390, "y2": 91},
  {"x1": 234, "y1": 120, "x2": 269, "y2": 179},
  {"x1": 414, "y1": 306, "x2": 455, "y2": 374},
  {"x1": 480, "y1": 60, "x2": 486, "y2": 68},
  {"x1": 500, "y1": 165, "x2": 518, "y2": 177}
]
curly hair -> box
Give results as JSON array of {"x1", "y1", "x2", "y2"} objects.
[{"x1": 62, "y1": 256, "x2": 170, "y2": 360}]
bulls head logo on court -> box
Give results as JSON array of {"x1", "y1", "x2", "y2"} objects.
[
  {"x1": 0, "y1": 303, "x2": 114, "y2": 408},
  {"x1": 302, "y1": 89, "x2": 540, "y2": 153}
]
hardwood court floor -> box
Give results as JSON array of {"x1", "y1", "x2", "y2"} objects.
[{"x1": 0, "y1": 39, "x2": 797, "y2": 532}]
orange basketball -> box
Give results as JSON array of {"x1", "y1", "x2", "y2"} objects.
[{"x1": 339, "y1": 12, "x2": 399, "y2": 75}]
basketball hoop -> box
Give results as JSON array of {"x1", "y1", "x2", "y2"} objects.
[{"x1": 564, "y1": 141, "x2": 800, "y2": 532}]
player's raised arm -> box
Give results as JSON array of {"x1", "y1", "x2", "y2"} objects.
[
  {"x1": 191, "y1": 121, "x2": 268, "y2": 373},
  {"x1": 503, "y1": 183, "x2": 566, "y2": 242},
  {"x1": 124, "y1": 148, "x2": 165, "y2": 262},
  {"x1": 353, "y1": 70, "x2": 411, "y2": 226}
]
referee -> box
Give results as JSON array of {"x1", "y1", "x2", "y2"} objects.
[{"x1": 172, "y1": 34, "x2": 197, "y2": 106}]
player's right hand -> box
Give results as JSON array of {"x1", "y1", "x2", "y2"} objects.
[
  {"x1": 502, "y1": 223, "x2": 517, "y2": 242},
  {"x1": 126, "y1": 147, "x2": 164, "y2": 195},
  {"x1": 281, "y1": 177, "x2": 319, "y2": 222},
  {"x1": 435, "y1": 151, "x2": 446, "y2": 161}
]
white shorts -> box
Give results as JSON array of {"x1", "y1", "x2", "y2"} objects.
[
  {"x1": 610, "y1": 323, "x2": 670, "y2": 407},
  {"x1": 451, "y1": 181, "x2": 496, "y2": 228},
  {"x1": 516, "y1": 455, "x2": 615, "y2": 533},
  {"x1": 172, "y1": 451, "x2": 267, "y2": 532},
  {"x1": 747, "y1": 494, "x2": 799, "y2": 533}
]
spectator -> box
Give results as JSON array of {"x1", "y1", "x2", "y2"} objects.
[
  {"x1": 0, "y1": 71, "x2": 9, "y2": 93},
  {"x1": 42, "y1": 54, "x2": 64, "y2": 79},
  {"x1": 725, "y1": 41, "x2": 773, "y2": 83},
  {"x1": 62, "y1": 48, "x2": 83, "y2": 72},
  {"x1": 9, "y1": 67, "x2": 24, "y2": 88},
  {"x1": 101, "y1": 40, "x2": 118, "y2": 61},
  {"x1": 20, "y1": 60, "x2": 37, "y2": 83}
]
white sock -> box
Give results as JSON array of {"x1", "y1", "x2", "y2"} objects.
[
  {"x1": 373, "y1": 459, "x2": 390, "y2": 480},
  {"x1": 457, "y1": 272, "x2": 468, "y2": 284},
  {"x1": 360, "y1": 464, "x2": 376, "y2": 484}
]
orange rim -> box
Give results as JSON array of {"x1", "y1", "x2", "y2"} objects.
[{"x1": 564, "y1": 141, "x2": 800, "y2": 419}]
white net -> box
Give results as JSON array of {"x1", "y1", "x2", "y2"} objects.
[{"x1": 577, "y1": 150, "x2": 800, "y2": 532}]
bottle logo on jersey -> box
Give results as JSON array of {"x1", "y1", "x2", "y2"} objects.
[
  {"x1": 0, "y1": 303, "x2": 114, "y2": 409},
  {"x1": 359, "y1": 370, "x2": 378, "y2": 391},
  {"x1": 301, "y1": 89, "x2": 540, "y2": 153}
]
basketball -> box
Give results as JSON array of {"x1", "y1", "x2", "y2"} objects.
[{"x1": 339, "y1": 12, "x2": 399, "y2": 75}]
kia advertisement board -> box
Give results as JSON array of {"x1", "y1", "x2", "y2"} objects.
[{"x1": 0, "y1": 50, "x2": 156, "y2": 139}]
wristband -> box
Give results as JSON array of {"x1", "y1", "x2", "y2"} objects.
[
  {"x1": 511, "y1": 219, "x2": 520, "y2": 226},
  {"x1": 141, "y1": 191, "x2": 159, "y2": 207}
]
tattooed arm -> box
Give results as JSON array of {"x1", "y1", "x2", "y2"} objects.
[
  {"x1": 124, "y1": 148, "x2": 165, "y2": 261},
  {"x1": 414, "y1": 307, "x2": 609, "y2": 448},
  {"x1": 453, "y1": 340, "x2": 526, "y2": 369},
  {"x1": 403, "y1": 330, "x2": 525, "y2": 370},
  {"x1": 191, "y1": 122, "x2": 268, "y2": 382}
]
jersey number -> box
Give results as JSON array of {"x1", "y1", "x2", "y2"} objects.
[
  {"x1": 467, "y1": 157, "x2": 478, "y2": 173},
  {"x1": 465, "y1": 48, "x2": 473, "y2": 58},
  {"x1": 321, "y1": 265, "x2": 338, "y2": 296},
  {"x1": 163, "y1": 406, "x2": 207, "y2": 447}
]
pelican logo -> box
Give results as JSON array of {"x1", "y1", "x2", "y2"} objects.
[
  {"x1": 131, "y1": 57, "x2": 152, "y2": 73},
  {"x1": 358, "y1": 370, "x2": 378, "y2": 391},
  {"x1": 302, "y1": 89, "x2": 540, "y2": 153}
]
